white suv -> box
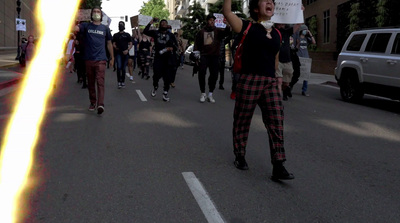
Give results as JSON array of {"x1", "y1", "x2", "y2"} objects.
[{"x1": 335, "y1": 28, "x2": 400, "y2": 102}]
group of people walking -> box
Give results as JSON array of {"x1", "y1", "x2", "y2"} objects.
[{"x1": 73, "y1": 0, "x2": 315, "y2": 181}]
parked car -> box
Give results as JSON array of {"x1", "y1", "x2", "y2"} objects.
[
  {"x1": 335, "y1": 28, "x2": 400, "y2": 102},
  {"x1": 184, "y1": 44, "x2": 194, "y2": 65}
]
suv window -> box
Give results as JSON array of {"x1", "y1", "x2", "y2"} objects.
[
  {"x1": 346, "y1": 34, "x2": 366, "y2": 51},
  {"x1": 391, "y1": 33, "x2": 400, "y2": 55},
  {"x1": 365, "y1": 33, "x2": 392, "y2": 53}
]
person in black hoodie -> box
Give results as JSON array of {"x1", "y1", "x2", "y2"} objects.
[{"x1": 144, "y1": 19, "x2": 178, "y2": 102}]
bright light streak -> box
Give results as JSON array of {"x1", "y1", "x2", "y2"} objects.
[{"x1": 0, "y1": 0, "x2": 80, "y2": 222}]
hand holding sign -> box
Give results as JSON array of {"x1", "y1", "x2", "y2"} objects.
[{"x1": 271, "y1": 0, "x2": 304, "y2": 24}]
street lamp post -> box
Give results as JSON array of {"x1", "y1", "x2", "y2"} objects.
[{"x1": 15, "y1": 0, "x2": 21, "y2": 60}]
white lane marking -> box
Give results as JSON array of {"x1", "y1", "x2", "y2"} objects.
[
  {"x1": 0, "y1": 85, "x2": 18, "y2": 97},
  {"x1": 182, "y1": 172, "x2": 225, "y2": 223},
  {"x1": 136, "y1": 90, "x2": 147, "y2": 102}
]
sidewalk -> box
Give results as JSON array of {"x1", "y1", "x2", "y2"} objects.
[
  {"x1": 0, "y1": 49, "x2": 337, "y2": 91},
  {"x1": 0, "y1": 50, "x2": 23, "y2": 90}
]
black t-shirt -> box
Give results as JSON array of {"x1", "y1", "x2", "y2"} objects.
[
  {"x1": 139, "y1": 40, "x2": 151, "y2": 52},
  {"x1": 277, "y1": 27, "x2": 293, "y2": 63},
  {"x1": 143, "y1": 25, "x2": 177, "y2": 58},
  {"x1": 112, "y1": 32, "x2": 132, "y2": 54},
  {"x1": 240, "y1": 20, "x2": 281, "y2": 77}
]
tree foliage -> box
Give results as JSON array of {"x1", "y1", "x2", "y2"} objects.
[
  {"x1": 375, "y1": 0, "x2": 387, "y2": 27},
  {"x1": 139, "y1": 0, "x2": 169, "y2": 20},
  {"x1": 180, "y1": 2, "x2": 206, "y2": 44},
  {"x1": 79, "y1": 0, "x2": 102, "y2": 9},
  {"x1": 348, "y1": 2, "x2": 360, "y2": 32},
  {"x1": 208, "y1": 0, "x2": 246, "y2": 19},
  {"x1": 308, "y1": 16, "x2": 318, "y2": 51}
]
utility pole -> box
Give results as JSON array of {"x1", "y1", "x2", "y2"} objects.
[{"x1": 15, "y1": 0, "x2": 21, "y2": 60}]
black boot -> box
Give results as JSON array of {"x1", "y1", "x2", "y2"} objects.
[
  {"x1": 282, "y1": 89, "x2": 288, "y2": 101},
  {"x1": 234, "y1": 156, "x2": 249, "y2": 170},
  {"x1": 271, "y1": 162, "x2": 294, "y2": 181},
  {"x1": 287, "y1": 86, "x2": 292, "y2": 98}
]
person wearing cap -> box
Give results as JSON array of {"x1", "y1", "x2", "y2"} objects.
[
  {"x1": 144, "y1": 18, "x2": 178, "y2": 102},
  {"x1": 112, "y1": 21, "x2": 133, "y2": 89},
  {"x1": 194, "y1": 13, "x2": 231, "y2": 103},
  {"x1": 75, "y1": 6, "x2": 114, "y2": 115}
]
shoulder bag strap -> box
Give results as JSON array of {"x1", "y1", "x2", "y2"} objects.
[{"x1": 239, "y1": 22, "x2": 252, "y2": 45}]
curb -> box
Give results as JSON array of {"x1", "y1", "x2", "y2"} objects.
[
  {"x1": 0, "y1": 77, "x2": 22, "y2": 90},
  {"x1": 0, "y1": 70, "x2": 23, "y2": 91},
  {"x1": 0, "y1": 62, "x2": 19, "y2": 69}
]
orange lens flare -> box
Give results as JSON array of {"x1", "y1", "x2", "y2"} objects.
[{"x1": 0, "y1": 0, "x2": 80, "y2": 222}]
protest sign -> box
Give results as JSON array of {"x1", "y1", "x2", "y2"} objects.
[
  {"x1": 214, "y1": 13, "x2": 226, "y2": 28},
  {"x1": 271, "y1": 0, "x2": 304, "y2": 24},
  {"x1": 16, "y1": 18, "x2": 26, "y2": 31},
  {"x1": 139, "y1": 15, "x2": 153, "y2": 26},
  {"x1": 76, "y1": 9, "x2": 91, "y2": 22},
  {"x1": 101, "y1": 12, "x2": 111, "y2": 27},
  {"x1": 168, "y1": 20, "x2": 181, "y2": 29},
  {"x1": 299, "y1": 57, "x2": 312, "y2": 80},
  {"x1": 131, "y1": 15, "x2": 138, "y2": 27}
]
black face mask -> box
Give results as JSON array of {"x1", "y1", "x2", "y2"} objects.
[
  {"x1": 159, "y1": 26, "x2": 167, "y2": 32},
  {"x1": 119, "y1": 25, "x2": 125, "y2": 31}
]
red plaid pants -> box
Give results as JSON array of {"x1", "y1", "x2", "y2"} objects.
[{"x1": 233, "y1": 74, "x2": 286, "y2": 163}]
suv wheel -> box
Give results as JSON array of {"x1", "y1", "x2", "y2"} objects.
[{"x1": 340, "y1": 74, "x2": 364, "y2": 102}]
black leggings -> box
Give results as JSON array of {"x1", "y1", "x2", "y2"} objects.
[{"x1": 139, "y1": 50, "x2": 150, "y2": 77}]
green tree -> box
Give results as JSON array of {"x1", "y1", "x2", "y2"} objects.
[
  {"x1": 180, "y1": 2, "x2": 206, "y2": 44},
  {"x1": 208, "y1": 0, "x2": 246, "y2": 19},
  {"x1": 308, "y1": 16, "x2": 318, "y2": 51},
  {"x1": 80, "y1": 0, "x2": 102, "y2": 9},
  {"x1": 348, "y1": 2, "x2": 360, "y2": 32},
  {"x1": 139, "y1": 0, "x2": 169, "y2": 20},
  {"x1": 375, "y1": 0, "x2": 387, "y2": 27}
]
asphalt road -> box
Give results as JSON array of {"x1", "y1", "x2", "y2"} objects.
[{"x1": 1, "y1": 65, "x2": 400, "y2": 222}]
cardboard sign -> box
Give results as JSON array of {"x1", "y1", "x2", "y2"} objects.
[
  {"x1": 76, "y1": 9, "x2": 91, "y2": 22},
  {"x1": 299, "y1": 57, "x2": 312, "y2": 80},
  {"x1": 214, "y1": 13, "x2": 226, "y2": 28},
  {"x1": 271, "y1": 0, "x2": 304, "y2": 24},
  {"x1": 131, "y1": 15, "x2": 138, "y2": 27},
  {"x1": 16, "y1": 18, "x2": 26, "y2": 31}
]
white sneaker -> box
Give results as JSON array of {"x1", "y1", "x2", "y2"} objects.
[
  {"x1": 151, "y1": 88, "x2": 157, "y2": 97},
  {"x1": 129, "y1": 76, "x2": 134, "y2": 81},
  {"x1": 162, "y1": 92, "x2": 170, "y2": 102},
  {"x1": 200, "y1": 93, "x2": 206, "y2": 103},
  {"x1": 207, "y1": 95, "x2": 215, "y2": 103}
]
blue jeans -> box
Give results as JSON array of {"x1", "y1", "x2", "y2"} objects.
[
  {"x1": 180, "y1": 54, "x2": 184, "y2": 66},
  {"x1": 116, "y1": 53, "x2": 129, "y2": 83},
  {"x1": 302, "y1": 80, "x2": 308, "y2": 92}
]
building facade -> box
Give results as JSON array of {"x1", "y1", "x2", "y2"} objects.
[
  {"x1": 302, "y1": 0, "x2": 350, "y2": 52},
  {"x1": 0, "y1": 0, "x2": 37, "y2": 49}
]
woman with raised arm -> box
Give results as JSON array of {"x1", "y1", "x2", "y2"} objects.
[
  {"x1": 223, "y1": 0, "x2": 294, "y2": 180},
  {"x1": 136, "y1": 28, "x2": 152, "y2": 80}
]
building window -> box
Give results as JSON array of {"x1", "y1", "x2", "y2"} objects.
[
  {"x1": 306, "y1": 0, "x2": 317, "y2": 5},
  {"x1": 323, "y1": 9, "x2": 330, "y2": 43}
]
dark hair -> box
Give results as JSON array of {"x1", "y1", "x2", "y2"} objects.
[
  {"x1": 160, "y1": 19, "x2": 168, "y2": 24},
  {"x1": 91, "y1": 6, "x2": 103, "y2": 21},
  {"x1": 249, "y1": 0, "x2": 275, "y2": 21},
  {"x1": 206, "y1": 13, "x2": 216, "y2": 21}
]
